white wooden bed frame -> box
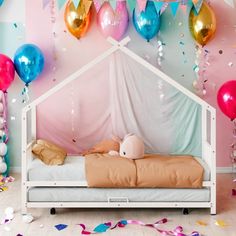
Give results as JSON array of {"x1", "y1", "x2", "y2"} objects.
[{"x1": 21, "y1": 37, "x2": 216, "y2": 215}]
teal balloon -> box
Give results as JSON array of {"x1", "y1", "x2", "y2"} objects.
[
  {"x1": 14, "y1": 44, "x2": 44, "y2": 85},
  {"x1": 133, "y1": 1, "x2": 161, "y2": 42}
]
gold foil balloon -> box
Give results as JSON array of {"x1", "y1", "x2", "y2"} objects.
[
  {"x1": 189, "y1": 2, "x2": 216, "y2": 46},
  {"x1": 64, "y1": 0, "x2": 92, "y2": 39}
]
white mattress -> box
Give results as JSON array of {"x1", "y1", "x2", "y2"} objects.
[
  {"x1": 28, "y1": 156, "x2": 210, "y2": 182},
  {"x1": 28, "y1": 187, "x2": 210, "y2": 202}
]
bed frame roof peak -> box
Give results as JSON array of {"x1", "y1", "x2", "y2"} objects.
[{"x1": 22, "y1": 36, "x2": 215, "y2": 113}]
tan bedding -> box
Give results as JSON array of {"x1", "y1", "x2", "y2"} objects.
[{"x1": 85, "y1": 154, "x2": 204, "y2": 188}]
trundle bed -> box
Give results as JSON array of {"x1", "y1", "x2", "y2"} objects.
[{"x1": 21, "y1": 38, "x2": 216, "y2": 215}]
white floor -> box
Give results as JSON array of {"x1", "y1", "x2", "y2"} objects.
[{"x1": 0, "y1": 174, "x2": 236, "y2": 236}]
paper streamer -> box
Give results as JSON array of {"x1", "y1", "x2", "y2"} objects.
[
  {"x1": 170, "y1": 2, "x2": 180, "y2": 16},
  {"x1": 127, "y1": 0, "x2": 136, "y2": 12},
  {"x1": 193, "y1": 0, "x2": 203, "y2": 14},
  {"x1": 154, "y1": 2, "x2": 164, "y2": 13},
  {"x1": 137, "y1": 0, "x2": 147, "y2": 12},
  {"x1": 41, "y1": 0, "x2": 234, "y2": 11},
  {"x1": 72, "y1": 0, "x2": 81, "y2": 8},
  {"x1": 78, "y1": 218, "x2": 200, "y2": 236},
  {"x1": 57, "y1": 0, "x2": 67, "y2": 9}
]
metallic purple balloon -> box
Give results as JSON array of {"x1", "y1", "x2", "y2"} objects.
[{"x1": 97, "y1": 1, "x2": 129, "y2": 41}]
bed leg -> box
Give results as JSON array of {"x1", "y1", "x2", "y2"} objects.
[
  {"x1": 50, "y1": 208, "x2": 56, "y2": 215},
  {"x1": 182, "y1": 208, "x2": 189, "y2": 215},
  {"x1": 210, "y1": 204, "x2": 216, "y2": 215},
  {"x1": 21, "y1": 204, "x2": 28, "y2": 215}
]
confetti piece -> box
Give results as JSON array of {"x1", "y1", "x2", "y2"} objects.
[
  {"x1": 12, "y1": 98, "x2": 17, "y2": 103},
  {"x1": 16, "y1": 234, "x2": 23, "y2": 236},
  {"x1": 39, "y1": 224, "x2": 44, "y2": 228},
  {"x1": 10, "y1": 116, "x2": 16, "y2": 121},
  {"x1": 180, "y1": 41, "x2": 184, "y2": 45},
  {"x1": 219, "y1": 50, "x2": 223, "y2": 54},
  {"x1": 55, "y1": 224, "x2": 68, "y2": 231},
  {"x1": 228, "y1": 62, "x2": 233, "y2": 67},
  {"x1": 178, "y1": 22, "x2": 183, "y2": 26},
  {"x1": 196, "y1": 220, "x2": 207, "y2": 226},
  {"x1": 193, "y1": 65, "x2": 200, "y2": 73},
  {"x1": 215, "y1": 220, "x2": 227, "y2": 227},
  {"x1": 13, "y1": 23, "x2": 17, "y2": 28},
  {"x1": 93, "y1": 223, "x2": 111, "y2": 233}
]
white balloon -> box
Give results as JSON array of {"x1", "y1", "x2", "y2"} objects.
[
  {"x1": 0, "y1": 143, "x2": 7, "y2": 156},
  {"x1": 0, "y1": 91, "x2": 3, "y2": 102},
  {"x1": 0, "y1": 103, "x2": 4, "y2": 114},
  {"x1": 0, "y1": 117, "x2": 5, "y2": 129},
  {"x1": 5, "y1": 207, "x2": 14, "y2": 216},
  {"x1": 0, "y1": 161, "x2": 7, "y2": 173},
  {"x1": 0, "y1": 130, "x2": 5, "y2": 137},
  {"x1": 22, "y1": 214, "x2": 34, "y2": 224}
]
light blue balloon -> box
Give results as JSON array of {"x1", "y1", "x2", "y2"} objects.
[
  {"x1": 133, "y1": 1, "x2": 161, "y2": 42},
  {"x1": 14, "y1": 44, "x2": 44, "y2": 85}
]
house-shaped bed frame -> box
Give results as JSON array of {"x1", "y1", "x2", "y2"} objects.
[{"x1": 21, "y1": 37, "x2": 216, "y2": 215}]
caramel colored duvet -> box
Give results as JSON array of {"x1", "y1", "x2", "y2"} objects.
[{"x1": 85, "y1": 154, "x2": 204, "y2": 188}]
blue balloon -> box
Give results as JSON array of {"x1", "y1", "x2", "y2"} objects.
[
  {"x1": 14, "y1": 44, "x2": 44, "y2": 85},
  {"x1": 133, "y1": 1, "x2": 161, "y2": 42}
]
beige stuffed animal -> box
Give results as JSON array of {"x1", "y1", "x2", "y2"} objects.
[
  {"x1": 32, "y1": 139, "x2": 67, "y2": 165},
  {"x1": 109, "y1": 134, "x2": 144, "y2": 160}
]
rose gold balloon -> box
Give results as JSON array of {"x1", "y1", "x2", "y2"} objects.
[{"x1": 64, "y1": 0, "x2": 92, "y2": 39}]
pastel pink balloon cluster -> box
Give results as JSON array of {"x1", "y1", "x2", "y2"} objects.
[{"x1": 97, "y1": 1, "x2": 129, "y2": 40}]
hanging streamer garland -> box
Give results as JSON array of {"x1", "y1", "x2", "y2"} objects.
[
  {"x1": 157, "y1": 40, "x2": 165, "y2": 66},
  {"x1": 230, "y1": 120, "x2": 236, "y2": 176},
  {"x1": 78, "y1": 218, "x2": 200, "y2": 235},
  {"x1": 192, "y1": 45, "x2": 211, "y2": 96},
  {"x1": 50, "y1": 0, "x2": 57, "y2": 80}
]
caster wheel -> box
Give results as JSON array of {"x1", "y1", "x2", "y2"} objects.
[
  {"x1": 182, "y1": 208, "x2": 189, "y2": 215},
  {"x1": 50, "y1": 208, "x2": 56, "y2": 215}
]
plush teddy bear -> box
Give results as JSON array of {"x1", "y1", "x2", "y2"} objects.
[
  {"x1": 109, "y1": 134, "x2": 144, "y2": 160},
  {"x1": 32, "y1": 139, "x2": 67, "y2": 165}
]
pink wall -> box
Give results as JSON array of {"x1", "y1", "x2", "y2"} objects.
[
  {"x1": 203, "y1": 1, "x2": 236, "y2": 167},
  {"x1": 26, "y1": 0, "x2": 236, "y2": 167}
]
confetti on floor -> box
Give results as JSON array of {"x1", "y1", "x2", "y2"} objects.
[
  {"x1": 0, "y1": 176, "x2": 15, "y2": 192},
  {"x1": 196, "y1": 220, "x2": 208, "y2": 226},
  {"x1": 55, "y1": 224, "x2": 68, "y2": 231},
  {"x1": 215, "y1": 220, "x2": 228, "y2": 227},
  {"x1": 78, "y1": 218, "x2": 200, "y2": 236}
]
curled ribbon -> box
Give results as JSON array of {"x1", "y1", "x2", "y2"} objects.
[{"x1": 78, "y1": 218, "x2": 200, "y2": 236}]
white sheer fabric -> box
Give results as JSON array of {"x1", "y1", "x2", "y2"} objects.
[{"x1": 37, "y1": 51, "x2": 201, "y2": 157}]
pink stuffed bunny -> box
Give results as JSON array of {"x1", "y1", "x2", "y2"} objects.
[{"x1": 109, "y1": 134, "x2": 144, "y2": 160}]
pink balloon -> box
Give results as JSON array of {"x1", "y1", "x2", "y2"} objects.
[
  {"x1": 97, "y1": 1, "x2": 129, "y2": 41},
  {"x1": 0, "y1": 54, "x2": 15, "y2": 92},
  {"x1": 217, "y1": 80, "x2": 236, "y2": 120}
]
